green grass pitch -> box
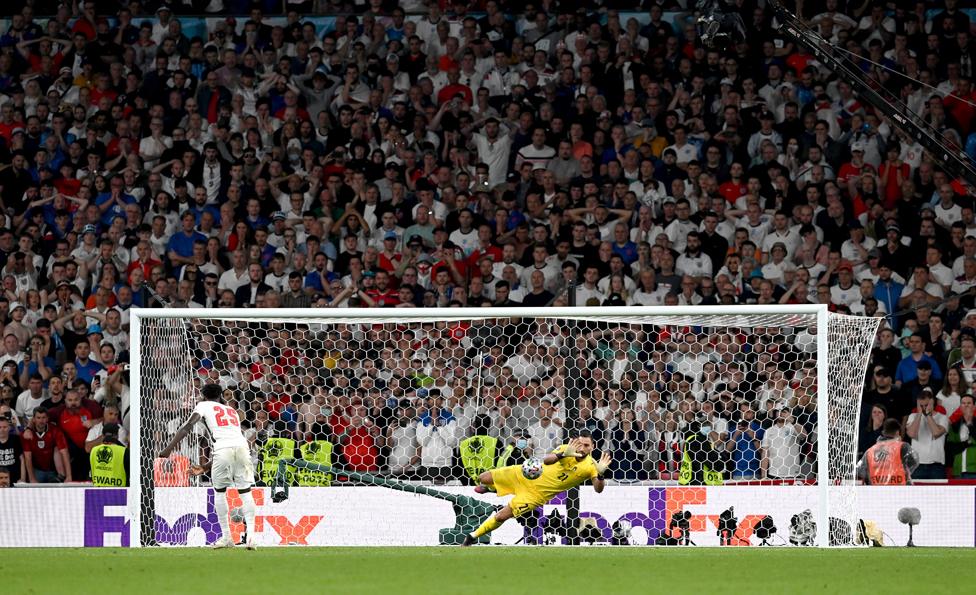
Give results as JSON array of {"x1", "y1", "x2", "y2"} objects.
[{"x1": 2, "y1": 547, "x2": 972, "y2": 594}]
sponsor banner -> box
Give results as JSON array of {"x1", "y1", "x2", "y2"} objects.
[
  {"x1": 0, "y1": 486, "x2": 972, "y2": 547},
  {"x1": 0, "y1": 488, "x2": 129, "y2": 547},
  {"x1": 151, "y1": 485, "x2": 976, "y2": 548}
]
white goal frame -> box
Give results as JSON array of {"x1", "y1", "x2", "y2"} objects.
[{"x1": 129, "y1": 304, "x2": 840, "y2": 547}]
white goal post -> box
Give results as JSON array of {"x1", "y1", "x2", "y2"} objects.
[{"x1": 129, "y1": 305, "x2": 880, "y2": 547}]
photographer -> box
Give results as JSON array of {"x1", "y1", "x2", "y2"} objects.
[{"x1": 679, "y1": 420, "x2": 725, "y2": 485}]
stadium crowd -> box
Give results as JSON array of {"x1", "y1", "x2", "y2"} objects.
[{"x1": 2, "y1": 0, "x2": 976, "y2": 486}]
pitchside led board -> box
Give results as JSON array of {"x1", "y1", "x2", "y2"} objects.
[{"x1": 0, "y1": 486, "x2": 972, "y2": 547}]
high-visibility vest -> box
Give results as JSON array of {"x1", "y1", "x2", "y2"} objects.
[
  {"x1": 865, "y1": 439, "x2": 908, "y2": 485},
  {"x1": 90, "y1": 443, "x2": 127, "y2": 487},
  {"x1": 496, "y1": 444, "x2": 515, "y2": 468},
  {"x1": 260, "y1": 437, "x2": 297, "y2": 486},
  {"x1": 298, "y1": 440, "x2": 333, "y2": 486},
  {"x1": 459, "y1": 435, "x2": 499, "y2": 482},
  {"x1": 679, "y1": 434, "x2": 724, "y2": 486},
  {"x1": 153, "y1": 454, "x2": 190, "y2": 486}
]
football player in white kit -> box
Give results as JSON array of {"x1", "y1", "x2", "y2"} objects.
[{"x1": 159, "y1": 384, "x2": 256, "y2": 549}]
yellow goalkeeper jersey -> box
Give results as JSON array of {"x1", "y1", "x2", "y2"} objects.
[{"x1": 532, "y1": 444, "x2": 599, "y2": 499}]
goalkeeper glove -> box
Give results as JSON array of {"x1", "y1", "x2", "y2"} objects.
[
  {"x1": 561, "y1": 443, "x2": 579, "y2": 459},
  {"x1": 595, "y1": 456, "x2": 611, "y2": 477}
]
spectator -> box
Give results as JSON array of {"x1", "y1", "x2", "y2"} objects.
[
  {"x1": 858, "y1": 404, "x2": 888, "y2": 459},
  {"x1": 48, "y1": 388, "x2": 103, "y2": 481},
  {"x1": 336, "y1": 404, "x2": 381, "y2": 473},
  {"x1": 386, "y1": 405, "x2": 420, "y2": 478},
  {"x1": 863, "y1": 366, "x2": 908, "y2": 422},
  {"x1": 906, "y1": 388, "x2": 950, "y2": 480},
  {"x1": 528, "y1": 398, "x2": 563, "y2": 458},
  {"x1": 22, "y1": 407, "x2": 71, "y2": 483},
  {"x1": 726, "y1": 413, "x2": 764, "y2": 480},
  {"x1": 902, "y1": 360, "x2": 940, "y2": 404},
  {"x1": 760, "y1": 410, "x2": 807, "y2": 479},
  {"x1": 609, "y1": 408, "x2": 647, "y2": 481},
  {"x1": 947, "y1": 394, "x2": 976, "y2": 478},
  {"x1": 15, "y1": 374, "x2": 46, "y2": 422},
  {"x1": 85, "y1": 404, "x2": 127, "y2": 452},
  {"x1": 895, "y1": 334, "x2": 943, "y2": 387},
  {"x1": 72, "y1": 341, "x2": 104, "y2": 385},
  {"x1": 0, "y1": 415, "x2": 24, "y2": 484},
  {"x1": 235, "y1": 263, "x2": 273, "y2": 307},
  {"x1": 937, "y1": 367, "x2": 967, "y2": 417},
  {"x1": 415, "y1": 398, "x2": 457, "y2": 482}
]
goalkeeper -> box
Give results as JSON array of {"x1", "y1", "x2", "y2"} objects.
[{"x1": 462, "y1": 430, "x2": 611, "y2": 546}]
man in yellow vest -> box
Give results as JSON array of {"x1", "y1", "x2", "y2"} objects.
[
  {"x1": 857, "y1": 418, "x2": 919, "y2": 485},
  {"x1": 679, "y1": 421, "x2": 724, "y2": 486},
  {"x1": 259, "y1": 426, "x2": 298, "y2": 486},
  {"x1": 460, "y1": 434, "x2": 501, "y2": 483},
  {"x1": 90, "y1": 423, "x2": 129, "y2": 487}
]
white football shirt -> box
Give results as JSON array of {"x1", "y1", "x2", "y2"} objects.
[{"x1": 193, "y1": 400, "x2": 248, "y2": 450}]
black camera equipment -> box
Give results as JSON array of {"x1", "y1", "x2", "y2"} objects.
[
  {"x1": 611, "y1": 520, "x2": 633, "y2": 546},
  {"x1": 717, "y1": 507, "x2": 738, "y2": 546},
  {"x1": 789, "y1": 510, "x2": 816, "y2": 546},
  {"x1": 542, "y1": 510, "x2": 566, "y2": 546},
  {"x1": 670, "y1": 510, "x2": 694, "y2": 546},
  {"x1": 578, "y1": 518, "x2": 602, "y2": 544},
  {"x1": 755, "y1": 516, "x2": 777, "y2": 546}
]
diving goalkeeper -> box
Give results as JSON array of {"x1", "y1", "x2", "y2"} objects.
[{"x1": 462, "y1": 430, "x2": 611, "y2": 546}]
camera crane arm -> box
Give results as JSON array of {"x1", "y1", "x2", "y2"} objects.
[{"x1": 698, "y1": 0, "x2": 976, "y2": 189}]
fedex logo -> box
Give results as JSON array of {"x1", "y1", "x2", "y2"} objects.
[
  {"x1": 155, "y1": 489, "x2": 323, "y2": 546},
  {"x1": 549, "y1": 487, "x2": 765, "y2": 545}
]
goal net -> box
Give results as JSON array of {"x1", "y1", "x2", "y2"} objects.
[{"x1": 130, "y1": 305, "x2": 879, "y2": 547}]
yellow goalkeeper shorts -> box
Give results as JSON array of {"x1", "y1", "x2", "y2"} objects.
[{"x1": 491, "y1": 465, "x2": 546, "y2": 518}]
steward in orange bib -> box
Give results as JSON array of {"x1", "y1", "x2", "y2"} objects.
[{"x1": 856, "y1": 418, "x2": 919, "y2": 485}]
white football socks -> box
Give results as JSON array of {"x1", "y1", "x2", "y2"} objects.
[
  {"x1": 214, "y1": 492, "x2": 232, "y2": 541},
  {"x1": 239, "y1": 491, "x2": 257, "y2": 539}
]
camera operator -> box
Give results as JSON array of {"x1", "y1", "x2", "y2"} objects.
[{"x1": 679, "y1": 420, "x2": 725, "y2": 485}]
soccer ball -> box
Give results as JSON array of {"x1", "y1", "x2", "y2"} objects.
[{"x1": 521, "y1": 458, "x2": 543, "y2": 480}]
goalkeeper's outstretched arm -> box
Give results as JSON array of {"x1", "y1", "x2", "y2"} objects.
[{"x1": 543, "y1": 438, "x2": 581, "y2": 464}]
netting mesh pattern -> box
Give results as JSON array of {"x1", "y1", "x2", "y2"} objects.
[
  {"x1": 138, "y1": 309, "x2": 877, "y2": 546},
  {"x1": 826, "y1": 313, "x2": 883, "y2": 545}
]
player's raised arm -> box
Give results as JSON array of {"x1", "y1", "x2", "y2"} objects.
[
  {"x1": 593, "y1": 451, "x2": 612, "y2": 493},
  {"x1": 158, "y1": 412, "x2": 201, "y2": 458},
  {"x1": 544, "y1": 438, "x2": 580, "y2": 464}
]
